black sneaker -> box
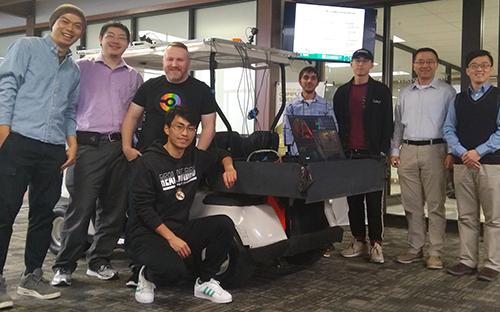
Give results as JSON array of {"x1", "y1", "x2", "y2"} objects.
[
  {"x1": 17, "y1": 268, "x2": 61, "y2": 300},
  {"x1": 126, "y1": 266, "x2": 140, "y2": 287}
]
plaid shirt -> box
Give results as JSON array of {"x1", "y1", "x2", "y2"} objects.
[{"x1": 282, "y1": 93, "x2": 337, "y2": 155}]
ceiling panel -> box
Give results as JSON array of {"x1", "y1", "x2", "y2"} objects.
[
  {"x1": 420, "y1": 0, "x2": 461, "y2": 13},
  {"x1": 437, "y1": 12, "x2": 462, "y2": 23}
]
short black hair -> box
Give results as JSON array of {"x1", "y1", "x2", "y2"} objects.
[
  {"x1": 465, "y1": 50, "x2": 494, "y2": 67},
  {"x1": 100, "y1": 21, "x2": 130, "y2": 42},
  {"x1": 299, "y1": 66, "x2": 318, "y2": 80},
  {"x1": 413, "y1": 47, "x2": 439, "y2": 63},
  {"x1": 164, "y1": 105, "x2": 200, "y2": 128}
]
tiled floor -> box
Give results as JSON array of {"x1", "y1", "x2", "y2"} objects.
[{"x1": 2, "y1": 203, "x2": 500, "y2": 312}]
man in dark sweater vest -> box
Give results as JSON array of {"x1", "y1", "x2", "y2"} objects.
[
  {"x1": 444, "y1": 50, "x2": 500, "y2": 282},
  {"x1": 333, "y1": 49, "x2": 393, "y2": 264}
]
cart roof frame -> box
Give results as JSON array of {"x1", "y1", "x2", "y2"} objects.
[{"x1": 77, "y1": 37, "x2": 298, "y2": 71}]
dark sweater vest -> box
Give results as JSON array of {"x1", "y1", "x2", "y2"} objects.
[{"x1": 454, "y1": 86, "x2": 500, "y2": 164}]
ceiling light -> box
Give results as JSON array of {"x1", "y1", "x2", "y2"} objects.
[
  {"x1": 325, "y1": 63, "x2": 351, "y2": 68},
  {"x1": 393, "y1": 35, "x2": 405, "y2": 43},
  {"x1": 370, "y1": 71, "x2": 410, "y2": 77}
]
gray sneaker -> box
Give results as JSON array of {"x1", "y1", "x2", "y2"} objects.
[
  {"x1": 86, "y1": 264, "x2": 117, "y2": 280},
  {"x1": 17, "y1": 268, "x2": 61, "y2": 300},
  {"x1": 51, "y1": 268, "x2": 72, "y2": 286},
  {"x1": 0, "y1": 275, "x2": 13, "y2": 309}
]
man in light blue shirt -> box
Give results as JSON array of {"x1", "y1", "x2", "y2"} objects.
[
  {"x1": 444, "y1": 50, "x2": 500, "y2": 282},
  {"x1": 0, "y1": 4, "x2": 86, "y2": 307},
  {"x1": 282, "y1": 66, "x2": 337, "y2": 156},
  {"x1": 390, "y1": 47, "x2": 456, "y2": 269}
]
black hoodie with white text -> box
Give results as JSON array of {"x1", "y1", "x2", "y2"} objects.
[{"x1": 129, "y1": 141, "x2": 230, "y2": 240}]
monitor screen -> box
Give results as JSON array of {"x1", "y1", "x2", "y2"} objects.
[
  {"x1": 283, "y1": 2, "x2": 377, "y2": 62},
  {"x1": 288, "y1": 115, "x2": 343, "y2": 162}
]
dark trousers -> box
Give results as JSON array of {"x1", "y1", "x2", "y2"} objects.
[
  {"x1": 124, "y1": 158, "x2": 138, "y2": 268},
  {"x1": 53, "y1": 140, "x2": 128, "y2": 272},
  {"x1": 347, "y1": 190, "x2": 384, "y2": 243},
  {"x1": 131, "y1": 215, "x2": 234, "y2": 285},
  {"x1": 0, "y1": 132, "x2": 65, "y2": 274}
]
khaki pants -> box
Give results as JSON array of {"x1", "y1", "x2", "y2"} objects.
[
  {"x1": 398, "y1": 143, "x2": 447, "y2": 256},
  {"x1": 454, "y1": 164, "x2": 500, "y2": 271}
]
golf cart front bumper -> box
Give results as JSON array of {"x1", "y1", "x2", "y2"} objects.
[{"x1": 247, "y1": 226, "x2": 343, "y2": 262}]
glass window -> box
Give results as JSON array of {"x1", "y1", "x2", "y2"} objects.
[
  {"x1": 194, "y1": 1, "x2": 257, "y2": 41},
  {"x1": 376, "y1": 7, "x2": 384, "y2": 36},
  {"x1": 137, "y1": 12, "x2": 189, "y2": 43},
  {"x1": 85, "y1": 19, "x2": 132, "y2": 49},
  {"x1": 391, "y1": 0, "x2": 461, "y2": 73},
  {"x1": 484, "y1": 0, "x2": 499, "y2": 87},
  {"x1": 0, "y1": 33, "x2": 25, "y2": 64},
  {"x1": 390, "y1": 48, "x2": 413, "y2": 197},
  {"x1": 451, "y1": 68, "x2": 461, "y2": 90},
  {"x1": 436, "y1": 63, "x2": 447, "y2": 82},
  {"x1": 194, "y1": 1, "x2": 257, "y2": 134}
]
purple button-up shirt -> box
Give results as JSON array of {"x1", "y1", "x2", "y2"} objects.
[{"x1": 75, "y1": 54, "x2": 143, "y2": 134}]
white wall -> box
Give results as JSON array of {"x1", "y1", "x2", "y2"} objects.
[
  {"x1": 0, "y1": 12, "x2": 25, "y2": 29},
  {"x1": 0, "y1": 0, "x2": 185, "y2": 30}
]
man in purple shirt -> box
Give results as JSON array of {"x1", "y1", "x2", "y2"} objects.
[{"x1": 51, "y1": 21, "x2": 143, "y2": 286}]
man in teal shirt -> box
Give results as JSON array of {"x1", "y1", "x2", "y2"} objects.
[{"x1": 0, "y1": 4, "x2": 86, "y2": 308}]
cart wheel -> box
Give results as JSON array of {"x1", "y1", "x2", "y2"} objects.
[
  {"x1": 50, "y1": 206, "x2": 93, "y2": 255},
  {"x1": 285, "y1": 248, "x2": 324, "y2": 266},
  {"x1": 50, "y1": 206, "x2": 66, "y2": 255},
  {"x1": 216, "y1": 235, "x2": 256, "y2": 288}
]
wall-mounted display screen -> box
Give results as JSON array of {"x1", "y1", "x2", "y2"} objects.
[{"x1": 283, "y1": 2, "x2": 377, "y2": 62}]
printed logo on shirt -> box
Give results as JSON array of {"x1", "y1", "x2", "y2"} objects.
[
  {"x1": 159, "y1": 93, "x2": 181, "y2": 111},
  {"x1": 372, "y1": 99, "x2": 382, "y2": 104},
  {"x1": 159, "y1": 166, "x2": 197, "y2": 191}
]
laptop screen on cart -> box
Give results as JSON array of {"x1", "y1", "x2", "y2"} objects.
[{"x1": 288, "y1": 115, "x2": 343, "y2": 162}]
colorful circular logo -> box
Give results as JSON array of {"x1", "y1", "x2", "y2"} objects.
[{"x1": 159, "y1": 93, "x2": 181, "y2": 111}]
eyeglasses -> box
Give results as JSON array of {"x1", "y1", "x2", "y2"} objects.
[
  {"x1": 414, "y1": 60, "x2": 437, "y2": 66},
  {"x1": 352, "y1": 59, "x2": 371, "y2": 64},
  {"x1": 468, "y1": 63, "x2": 492, "y2": 70},
  {"x1": 170, "y1": 123, "x2": 197, "y2": 134},
  {"x1": 103, "y1": 33, "x2": 128, "y2": 42}
]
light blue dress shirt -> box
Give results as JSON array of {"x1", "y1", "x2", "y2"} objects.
[
  {"x1": 0, "y1": 35, "x2": 80, "y2": 145},
  {"x1": 444, "y1": 82, "x2": 500, "y2": 157},
  {"x1": 282, "y1": 93, "x2": 337, "y2": 156},
  {"x1": 391, "y1": 77, "x2": 457, "y2": 156}
]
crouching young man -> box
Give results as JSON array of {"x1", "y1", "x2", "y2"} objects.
[{"x1": 129, "y1": 105, "x2": 237, "y2": 304}]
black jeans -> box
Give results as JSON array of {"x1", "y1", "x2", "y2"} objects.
[
  {"x1": 347, "y1": 190, "x2": 384, "y2": 243},
  {"x1": 0, "y1": 132, "x2": 65, "y2": 274},
  {"x1": 131, "y1": 215, "x2": 234, "y2": 285},
  {"x1": 345, "y1": 149, "x2": 384, "y2": 243}
]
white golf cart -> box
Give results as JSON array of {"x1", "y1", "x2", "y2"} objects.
[{"x1": 51, "y1": 38, "x2": 385, "y2": 287}]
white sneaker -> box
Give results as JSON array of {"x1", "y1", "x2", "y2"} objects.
[
  {"x1": 135, "y1": 266, "x2": 155, "y2": 304},
  {"x1": 340, "y1": 239, "x2": 367, "y2": 258},
  {"x1": 369, "y1": 243, "x2": 384, "y2": 264},
  {"x1": 194, "y1": 278, "x2": 232, "y2": 303},
  {"x1": 51, "y1": 268, "x2": 72, "y2": 286}
]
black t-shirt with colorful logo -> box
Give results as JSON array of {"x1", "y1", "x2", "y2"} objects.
[{"x1": 132, "y1": 75, "x2": 214, "y2": 150}]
